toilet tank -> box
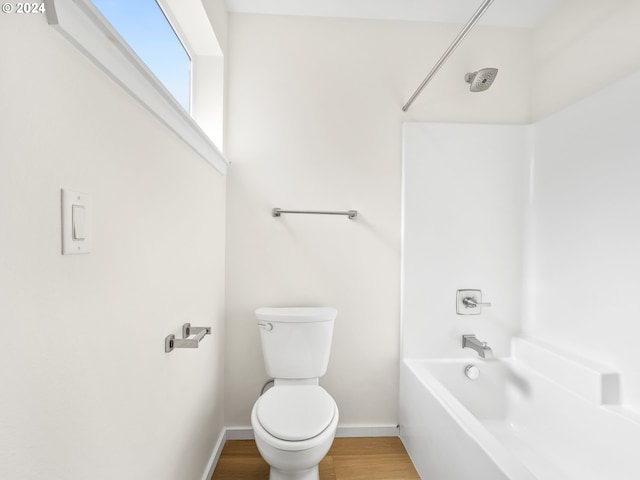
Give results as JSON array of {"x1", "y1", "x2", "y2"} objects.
[{"x1": 256, "y1": 307, "x2": 336, "y2": 379}]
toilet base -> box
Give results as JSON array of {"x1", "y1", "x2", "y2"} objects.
[
  {"x1": 270, "y1": 465, "x2": 318, "y2": 480},
  {"x1": 251, "y1": 386, "x2": 339, "y2": 480}
]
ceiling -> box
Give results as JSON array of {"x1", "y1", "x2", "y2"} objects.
[{"x1": 224, "y1": 0, "x2": 565, "y2": 28}]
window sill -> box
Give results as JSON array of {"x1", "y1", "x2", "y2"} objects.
[{"x1": 44, "y1": 0, "x2": 230, "y2": 175}]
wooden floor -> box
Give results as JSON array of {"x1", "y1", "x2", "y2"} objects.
[{"x1": 211, "y1": 437, "x2": 420, "y2": 479}]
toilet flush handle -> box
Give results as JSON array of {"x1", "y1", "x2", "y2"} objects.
[{"x1": 258, "y1": 322, "x2": 273, "y2": 332}]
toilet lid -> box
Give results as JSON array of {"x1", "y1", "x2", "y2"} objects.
[{"x1": 256, "y1": 386, "x2": 336, "y2": 441}]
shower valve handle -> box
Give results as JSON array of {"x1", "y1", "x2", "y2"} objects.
[{"x1": 462, "y1": 297, "x2": 491, "y2": 308}]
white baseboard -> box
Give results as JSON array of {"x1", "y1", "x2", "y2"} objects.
[
  {"x1": 335, "y1": 425, "x2": 399, "y2": 438},
  {"x1": 203, "y1": 424, "x2": 400, "y2": 478},
  {"x1": 201, "y1": 429, "x2": 227, "y2": 480},
  {"x1": 225, "y1": 427, "x2": 254, "y2": 440},
  {"x1": 224, "y1": 424, "x2": 399, "y2": 441}
]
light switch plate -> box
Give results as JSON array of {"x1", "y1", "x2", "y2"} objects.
[{"x1": 61, "y1": 189, "x2": 91, "y2": 255}]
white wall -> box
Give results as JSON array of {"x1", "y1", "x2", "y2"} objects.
[
  {"x1": 224, "y1": 13, "x2": 531, "y2": 429},
  {"x1": 526, "y1": 70, "x2": 640, "y2": 409},
  {"x1": 531, "y1": 0, "x2": 640, "y2": 121},
  {"x1": 0, "y1": 12, "x2": 226, "y2": 480},
  {"x1": 402, "y1": 123, "x2": 529, "y2": 359},
  {"x1": 4, "y1": 1, "x2": 639, "y2": 476}
]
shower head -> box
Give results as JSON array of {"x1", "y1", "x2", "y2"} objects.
[{"x1": 464, "y1": 68, "x2": 498, "y2": 92}]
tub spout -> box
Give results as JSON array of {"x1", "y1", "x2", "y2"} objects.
[{"x1": 462, "y1": 334, "x2": 493, "y2": 359}]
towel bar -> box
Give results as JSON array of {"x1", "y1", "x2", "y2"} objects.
[
  {"x1": 272, "y1": 208, "x2": 357, "y2": 219},
  {"x1": 165, "y1": 323, "x2": 211, "y2": 353}
]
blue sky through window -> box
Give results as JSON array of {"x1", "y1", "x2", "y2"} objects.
[{"x1": 92, "y1": 0, "x2": 191, "y2": 112}]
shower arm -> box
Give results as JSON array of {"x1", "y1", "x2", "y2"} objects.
[{"x1": 401, "y1": 0, "x2": 495, "y2": 112}]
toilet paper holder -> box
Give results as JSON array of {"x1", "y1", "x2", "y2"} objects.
[{"x1": 165, "y1": 323, "x2": 211, "y2": 353}]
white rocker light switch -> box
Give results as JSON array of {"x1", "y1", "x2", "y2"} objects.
[
  {"x1": 62, "y1": 189, "x2": 91, "y2": 255},
  {"x1": 72, "y1": 205, "x2": 86, "y2": 240}
]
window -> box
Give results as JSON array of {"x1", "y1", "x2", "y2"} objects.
[
  {"x1": 91, "y1": 0, "x2": 191, "y2": 112},
  {"x1": 45, "y1": 0, "x2": 228, "y2": 173}
]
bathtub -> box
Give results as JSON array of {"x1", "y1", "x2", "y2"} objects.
[{"x1": 399, "y1": 337, "x2": 640, "y2": 480}]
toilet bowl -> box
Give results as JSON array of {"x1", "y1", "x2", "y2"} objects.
[
  {"x1": 251, "y1": 307, "x2": 339, "y2": 480},
  {"x1": 251, "y1": 385, "x2": 339, "y2": 480}
]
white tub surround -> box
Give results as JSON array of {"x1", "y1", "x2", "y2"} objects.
[
  {"x1": 402, "y1": 122, "x2": 528, "y2": 360},
  {"x1": 511, "y1": 336, "x2": 620, "y2": 405},
  {"x1": 526, "y1": 69, "x2": 640, "y2": 407}
]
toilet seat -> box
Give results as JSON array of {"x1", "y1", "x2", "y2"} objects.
[{"x1": 256, "y1": 386, "x2": 336, "y2": 441}]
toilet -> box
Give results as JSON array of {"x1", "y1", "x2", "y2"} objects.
[{"x1": 251, "y1": 307, "x2": 339, "y2": 480}]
